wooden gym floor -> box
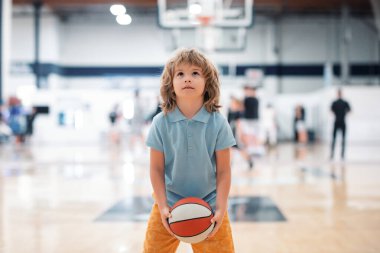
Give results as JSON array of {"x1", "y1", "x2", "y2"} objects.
[{"x1": 0, "y1": 141, "x2": 379, "y2": 253}]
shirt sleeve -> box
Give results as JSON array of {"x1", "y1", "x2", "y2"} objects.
[
  {"x1": 215, "y1": 117, "x2": 236, "y2": 151},
  {"x1": 146, "y1": 116, "x2": 164, "y2": 152}
]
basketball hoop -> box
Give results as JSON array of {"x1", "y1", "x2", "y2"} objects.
[
  {"x1": 197, "y1": 15, "x2": 213, "y2": 26},
  {"x1": 195, "y1": 15, "x2": 215, "y2": 51}
]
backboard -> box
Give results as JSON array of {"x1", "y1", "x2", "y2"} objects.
[
  {"x1": 158, "y1": 0, "x2": 253, "y2": 28},
  {"x1": 158, "y1": 0, "x2": 254, "y2": 52}
]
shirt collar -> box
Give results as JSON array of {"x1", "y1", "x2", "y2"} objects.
[{"x1": 168, "y1": 106, "x2": 210, "y2": 123}]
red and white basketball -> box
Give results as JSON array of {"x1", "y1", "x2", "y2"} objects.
[{"x1": 168, "y1": 197, "x2": 215, "y2": 244}]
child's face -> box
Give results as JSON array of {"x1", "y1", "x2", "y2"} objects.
[{"x1": 173, "y1": 63, "x2": 205, "y2": 101}]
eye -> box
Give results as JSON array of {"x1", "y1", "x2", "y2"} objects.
[
  {"x1": 176, "y1": 72, "x2": 184, "y2": 77},
  {"x1": 192, "y1": 71, "x2": 200, "y2": 76}
]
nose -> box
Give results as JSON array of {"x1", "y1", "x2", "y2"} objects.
[{"x1": 184, "y1": 75, "x2": 191, "y2": 83}]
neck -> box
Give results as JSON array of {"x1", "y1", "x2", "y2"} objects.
[{"x1": 177, "y1": 98, "x2": 204, "y2": 119}]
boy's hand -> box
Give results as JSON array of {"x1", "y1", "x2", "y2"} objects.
[
  {"x1": 159, "y1": 205, "x2": 175, "y2": 236},
  {"x1": 207, "y1": 209, "x2": 226, "y2": 238}
]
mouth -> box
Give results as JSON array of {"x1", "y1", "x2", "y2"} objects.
[{"x1": 183, "y1": 86, "x2": 194, "y2": 90}]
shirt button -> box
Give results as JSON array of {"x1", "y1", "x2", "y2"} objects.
[
  {"x1": 188, "y1": 134, "x2": 192, "y2": 137},
  {"x1": 188, "y1": 146, "x2": 192, "y2": 150}
]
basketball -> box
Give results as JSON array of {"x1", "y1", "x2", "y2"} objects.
[{"x1": 168, "y1": 197, "x2": 215, "y2": 244}]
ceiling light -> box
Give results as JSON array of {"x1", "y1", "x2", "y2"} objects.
[
  {"x1": 116, "y1": 14, "x2": 132, "y2": 25},
  {"x1": 110, "y1": 4, "x2": 126, "y2": 16}
]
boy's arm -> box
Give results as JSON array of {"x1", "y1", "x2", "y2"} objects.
[
  {"x1": 150, "y1": 148, "x2": 167, "y2": 208},
  {"x1": 208, "y1": 147, "x2": 231, "y2": 238},
  {"x1": 149, "y1": 148, "x2": 174, "y2": 236}
]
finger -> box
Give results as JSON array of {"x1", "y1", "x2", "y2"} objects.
[
  {"x1": 210, "y1": 220, "x2": 222, "y2": 237},
  {"x1": 162, "y1": 209, "x2": 172, "y2": 218},
  {"x1": 162, "y1": 218, "x2": 175, "y2": 236},
  {"x1": 208, "y1": 222, "x2": 221, "y2": 238},
  {"x1": 210, "y1": 213, "x2": 221, "y2": 224}
]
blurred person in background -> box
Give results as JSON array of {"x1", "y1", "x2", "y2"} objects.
[
  {"x1": 108, "y1": 103, "x2": 122, "y2": 145},
  {"x1": 294, "y1": 104, "x2": 308, "y2": 144},
  {"x1": 330, "y1": 88, "x2": 351, "y2": 160},
  {"x1": 129, "y1": 89, "x2": 147, "y2": 152},
  {"x1": 7, "y1": 96, "x2": 27, "y2": 144},
  {"x1": 0, "y1": 113, "x2": 12, "y2": 144},
  {"x1": 146, "y1": 95, "x2": 162, "y2": 123},
  {"x1": 239, "y1": 85, "x2": 261, "y2": 169},
  {"x1": 109, "y1": 103, "x2": 121, "y2": 126},
  {"x1": 25, "y1": 107, "x2": 38, "y2": 140},
  {"x1": 227, "y1": 96, "x2": 243, "y2": 148},
  {"x1": 261, "y1": 103, "x2": 277, "y2": 148},
  {"x1": 227, "y1": 96, "x2": 249, "y2": 167}
]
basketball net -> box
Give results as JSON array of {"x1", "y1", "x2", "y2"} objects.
[
  {"x1": 196, "y1": 15, "x2": 215, "y2": 52},
  {"x1": 197, "y1": 15, "x2": 213, "y2": 26}
]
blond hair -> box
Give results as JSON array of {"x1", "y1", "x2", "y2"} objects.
[{"x1": 160, "y1": 48, "x2": 221, "y2": 114}]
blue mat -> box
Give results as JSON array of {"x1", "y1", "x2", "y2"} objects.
[{"x1": 95, "y1": 196, "x2": 286, "y2": 222}]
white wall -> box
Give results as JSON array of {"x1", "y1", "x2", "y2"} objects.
[
  {"x1": 2, "y1": 0, "x2": 12, "y2": 100},
  {"x1": 328, "y1": 86, "x2": 380, "y2": 143},
  {"x1": 24, "y1": 83, "x2": 380, "y2": 145},
  {"x1": 349, "y1": 18, "x2": 379, "y2": 62},
  {"x1": 6, "y1": 10, "x2": 380, "y2": 144},
  {"x1": 281, "y1": 18, "x2": 330, "y2": 63},
  {"x1": 274, "y1": 86, "x2": 380, "y2": 144},
  {"x1": 60, "y1": 15, "x2": 169, "y2": 65},
  {"x1": 10, "y1": 17, "x2": 33, "y2": 61},
  {"x1": 30, "y1": 86, "x2": 160, "y2": 145},
  {"x1": 10, "y1": 12, "x2": 378, "y2": 66},
  {"x1": 11, "y1": 14, "x2": 60, "y2": 62}
]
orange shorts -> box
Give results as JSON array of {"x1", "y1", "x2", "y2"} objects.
[{"x1": 143, "y1": 203, "x2": 235, "y2": 253}]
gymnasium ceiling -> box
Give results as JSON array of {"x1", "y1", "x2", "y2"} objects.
[{"x1": 12, "y1": 0, "x2": 373, "y2": 16}]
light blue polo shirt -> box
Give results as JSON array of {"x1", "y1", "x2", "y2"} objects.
[{"x1": 146, "y1": 106, "x2": 236, "y2": 211}]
